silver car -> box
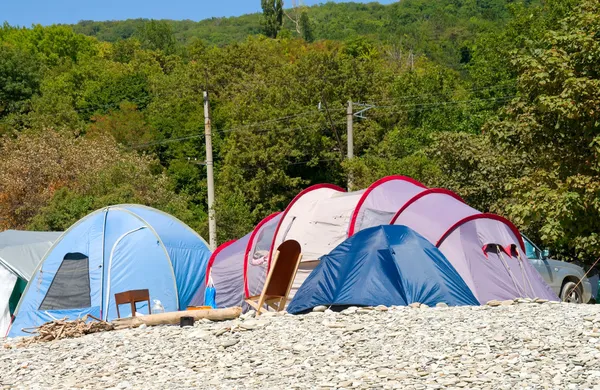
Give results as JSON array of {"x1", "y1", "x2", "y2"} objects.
[{"x1": 523, "y1": 235, "x2": 592, "y2": 303}]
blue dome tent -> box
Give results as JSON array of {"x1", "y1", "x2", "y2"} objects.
[
  {"x1": 287, "y1": 225, "x2": 478, "y2": 314},
  {"x1": 8, "y1": 205, "x2": 211, "y2": 337}
]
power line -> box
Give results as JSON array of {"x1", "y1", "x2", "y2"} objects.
[
  {"x1": 128, "y1": 95, "x2": 515, "y2": 149},
  {"x1": 286, "y1": 158, "x2": 339, "y2": 166},
  {"x1": 128, "y1": 119, "x2": 347, "y2": 149},
  {"x1": 367, "y1": 82, "x2": 517, "y2": 106},
  {"x1": 217, "y1": 109, "x2": 344, "y2": 134},
  {"x1": 172, "y1": 155, "x2": 342, "y2": 167},
  {"x1": 29, "y1": 92, "x2": 515, "y2": 151},
  {"x1": 372, "y1": 95, "x2": 516, "y2": 110},
  {"x1": 26, "y1": 86, "x2": 517, "y2": 152}
]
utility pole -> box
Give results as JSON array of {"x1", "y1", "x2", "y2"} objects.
[
  {"x1": 346, "y1": 100, "x2": 374, "y2": 191},
  {"x1": 203, "y1": 91, "x2": 217, "y2": 250},
  {"x1": 347, "y1": 100, "x2": 354, "y2": 191}
]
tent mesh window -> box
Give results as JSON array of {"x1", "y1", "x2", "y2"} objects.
[
  {"x1": 252, "y1": 224, "x2": 277, "y2": 266},
  {"x1": 39, "y1": 252, "x2": 91, "y2": 310},
  {"x1": 360, "y1": 208, "x2": 396, "y2": 231}
]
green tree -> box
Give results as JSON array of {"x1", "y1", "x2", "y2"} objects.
[
  {"x1": 432, "y1": 0, "x2": 599, "y2": 263},
  {"x1": 136, "y1": 20, "x2": 177, "y2": 54},
  {"x1": 0, "y1": 44, "x2": 42, "y2": 118},
  {"x1": 261, "y1": 0, "x2": 283, "y2": 38},
  {"x1": 77, "y1": 70, "x2": 151, "y2": 119},
  {"x1": 1, "y1": 25, "x2": 100, "y2": 66},
  {"x1": 299, "y1": 12, "x2": 314, "y2": 42},
  {"x1": 110, "y1": 38, "x2": 142, "y2": 63},
  {"x1": 88, "y1": 102, "x2": 157, "y2": 147},
  {"x1": 488, "y1": 0, "x2": 600, "y2": 261}
]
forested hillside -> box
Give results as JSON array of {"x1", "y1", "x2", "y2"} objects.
[
  {"x1": 72, "y1": 0, "x2": 513, "y2": 67},
  {"x1": 1, "y1": 0, "x2": 599, "y2": 264}
]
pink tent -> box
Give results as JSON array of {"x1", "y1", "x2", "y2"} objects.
[
  {"x1": 190, "y1": 213, "x2": 283, "y2": 308},
  {"x1": 189, "y1": 236, "x2": 248, "y2": 308},
  {"x1": 348, "y1": 175, "x2": 427, "y2": 235},
  {"x1": 391, "y1": 190, "x2": 557, "y2": 303}
]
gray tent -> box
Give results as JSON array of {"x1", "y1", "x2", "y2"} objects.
[{"x1": 0, "y1": 230, "x2": 62, "y2": 336}]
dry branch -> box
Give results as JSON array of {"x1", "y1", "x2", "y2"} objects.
[
  {"x1": 16, "y1": 314, "x2": 114, "y2": 347},
  {"x1": 111, "y1": 307, "x2": 242, "y2": 330}
]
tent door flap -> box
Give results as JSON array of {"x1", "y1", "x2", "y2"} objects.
[{"x1": 39, "y1": 252, "x2": 91, "y2": 311}]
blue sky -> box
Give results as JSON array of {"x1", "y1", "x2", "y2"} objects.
[{"x1": 3, "y1": 0, "x2": 396, "y2": 27}]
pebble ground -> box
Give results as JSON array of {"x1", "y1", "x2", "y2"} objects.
[{"x1": 2, "y1": 301, "x2": 600, "y2": 389}]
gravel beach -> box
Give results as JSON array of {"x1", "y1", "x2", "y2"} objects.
[{"x1": 2, "y1": 301, "x2": 600, "y2": 389}]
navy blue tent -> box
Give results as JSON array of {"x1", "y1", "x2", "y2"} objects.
[{"x1": 287, "y1": 225, "x2": 478, "y2": 314}]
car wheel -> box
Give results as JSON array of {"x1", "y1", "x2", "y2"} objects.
[{"x1": 560, "y1": 281, "x2": 583, "y2": 303}]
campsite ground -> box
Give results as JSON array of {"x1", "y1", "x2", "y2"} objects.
[{"x1": 2, "y1": 301, "x2": 600, "y2": 389}]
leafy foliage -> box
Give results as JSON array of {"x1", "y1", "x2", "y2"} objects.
[
  {"x1": 261, "y1": 0, "x2": 284, "y2": 38},
  {"x1": 299, "y1": 12, "x2": 313, "y2": 43},
  {"x1": 135, "y1": 20, "x2": 177, "y2": 54},
  {"x1": 0, "y1": 43, "x2": 42, "y2": 119},
  {"x1": 3, "y1": 0, "x2": 600, "y2": 266},
  {"x1": 71, "y1": 0, "x2": 515, "y2": 67},
  {"x1": 490, "y1": 0, "x2": 600, "y2": 260},
  {"x1": 432, "y1": 0, "x2": 600, "y2": 261},
  {"x1": 0, "y1": 130, "x2": 196, "y2": 232}
]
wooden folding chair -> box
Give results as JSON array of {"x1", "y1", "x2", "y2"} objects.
[{"x1": 245, "y1": 240, "x2": 302, "y2": 316}]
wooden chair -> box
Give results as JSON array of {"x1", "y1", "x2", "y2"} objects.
[
  {"x1": 114, "y1": 289, "x2": 151, "y2": 318},
  {"x1": 245, "y1": 240, "x2": 302, "y2": 316}
]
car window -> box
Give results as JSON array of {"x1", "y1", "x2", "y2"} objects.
[{"x1": 523, "y1": 238, "x2": 541, "y2": 260}]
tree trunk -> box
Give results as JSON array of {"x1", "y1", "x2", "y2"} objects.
[{"x1": 111, "y1": 307, "x2": 242, "y2": 330}]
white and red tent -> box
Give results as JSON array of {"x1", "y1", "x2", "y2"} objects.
[
  {"x1": 268, "y1": 176, "x2": 428, "y2": 298},
  {"x1": 193, "y1": 175, "x2": 557, "y2": 309}
]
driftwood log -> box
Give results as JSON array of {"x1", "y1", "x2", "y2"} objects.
[{"x1": 111, "y1": 307, "x2": 242, "y2": 330}]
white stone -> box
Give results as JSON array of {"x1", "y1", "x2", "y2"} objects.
[
  {"x1": 341, "y1": 307, "x2": 358, "y2": 315},
  {"x1": 221, "y1": 339, "x2": 239, "y2": 348},
  {"x1": 345, "y1": 324, "x2": 364, "y2": 333},
  {"x1": 186, "y1": 330, "x2": 211, "y2": 340}
]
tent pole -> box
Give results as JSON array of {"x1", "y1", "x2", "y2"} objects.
[
  {"x1": 204, "y1": 91, "x2": 217, "y2": 251},
  {"x1": 100, "y1": 207, "x2": 109, "y2": 320},
  {"x1": 347, "y1": 100, "x2": 354, "y2": 191}
]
